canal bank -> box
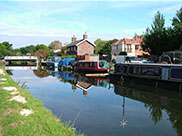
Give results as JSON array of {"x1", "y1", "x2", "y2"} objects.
[{"x1": 0, "y1": 65, "x2": 83, "y2": 136}]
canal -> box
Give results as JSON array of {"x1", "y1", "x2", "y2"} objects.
[{"x1": 8, "y1": 68, "x2": 182, "y2": 136}]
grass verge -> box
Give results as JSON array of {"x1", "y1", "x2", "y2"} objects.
[{"x1": 0, "y1": 65, "x2": 83, "y2": 136}]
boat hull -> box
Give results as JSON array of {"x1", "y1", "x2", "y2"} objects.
[{"x1": 75, "y1": 67, "x2": 109, "y2": 73}]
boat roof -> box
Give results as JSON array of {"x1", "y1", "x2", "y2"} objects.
[
  {"x1": 78, "y1": 60, "x2": 106, "y2": 62},
  {"x1": 117, "y1": 63, "x2": 182, "y2": 67}
]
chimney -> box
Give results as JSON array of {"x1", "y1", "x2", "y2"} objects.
[
  {"x1": 83, "y1": 32, "x2": 87, "y2": 39},
  {"x1": 134, "y1": 33, "x2": 138, "y2": 39},
  {"x1": 72, "y1": 35, "x2": 77, "y2": 43}
]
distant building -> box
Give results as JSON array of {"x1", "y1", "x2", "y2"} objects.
[
  {"x1": 111, "y1": 34, "x2": 146, "y2": 57},
  {"x1": 66, "y1": 33, "x2": 95, "y2": 56}
]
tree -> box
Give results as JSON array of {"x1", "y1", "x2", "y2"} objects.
[
  {"x1": 35, "y1": 44, "x2": 49, "y2": 51},
  {"x1": 142, "y1": 11, "x2": 169, "y2": 56},
  {"x1": 0, "y1": 42, "x2": 13, "y2": 50},
  {"x1": 34, "y1": 49, "x2": 48, "y2": 61},
  {"x1": 94, "y1": 39, "x2": 118, "y2": 55},
  {"x1": 172, "y1": 7, "x2": 182, "y2": 50},
  {"x1": 94, "y1": 39, "x2": 106, "y2": 54},
  {"x1": 0, "y1": 42, "x2": 14, "y2": 57},
  {"x1": 49, "y1": 40, "x2": 62, "y2": 50}
]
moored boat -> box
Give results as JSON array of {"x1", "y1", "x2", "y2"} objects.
[{"x1": 75, "y1": 60, "x2": 109, "y2": 73}]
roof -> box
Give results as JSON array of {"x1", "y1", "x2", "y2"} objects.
[
  {"x1": 66, "y1": 39, "x2": 96, "y2": 47},
  {"x1": 112, "y1": 38, "x2": 142, "y2": 46}
]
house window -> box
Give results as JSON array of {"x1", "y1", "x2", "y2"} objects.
[
  {"x1": 135, "y1": 45, "x2": 139, "y2": 50},
  {"x1": 74, "y1": 46, "x2": 77, "y2": 50},
  {"x1": 127, "y1": 44, "x2": 131, "y2": 53}
]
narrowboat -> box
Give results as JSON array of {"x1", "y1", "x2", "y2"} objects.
[
  {"x1": 112, "y1": 63, "x2": 182, "y2": 90},
  {"x1": 47, "y1": 57, "x2": 61, "y2": 69},
  {"x1": 58, "y1": 58, "x2": 76, "y2": 71},
  {"x1": 75, "y1": 60, "x2": 109, "y2": 73}
]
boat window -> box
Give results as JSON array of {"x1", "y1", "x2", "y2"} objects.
[
  {"x1": 99, "y1": 61, "x2": 104, "y2": 67},
  {"x1": 94, "y1": 62, "x2": 97, "y2": 67},
  {"x1": 85, "y1": 62, "x2": 88, "y2": 67},
  {"x1": 80, "y1": 63, "x2": 82, "y2": 67}
]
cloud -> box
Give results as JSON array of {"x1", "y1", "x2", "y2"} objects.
[
  {"x1": 149, "y1": 4, "x2": 182, "y2": 15},
  {"x1": 110, "y1": 1, "x2": 144, "y2": 8}
]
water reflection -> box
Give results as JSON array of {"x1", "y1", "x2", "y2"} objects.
[
  {"x1": 33, "y1": 68, "x2": 49, "y2": 78},
  {"x1": 114, "y1": 83, "x2": 182, "y2": 135},
  {"x1": 56, "y1": 71, "x2": 108, "y2": 96},
  {"x1": 8, "y1": 66, "x2": 182, "y2": 136},
  {"x1": 45, "y1": 68, "x2": 182, "y2": 135}
]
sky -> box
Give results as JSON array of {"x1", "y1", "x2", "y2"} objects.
[{"x1": 0, "y1": 0, "x2": 182, "y2": 48}]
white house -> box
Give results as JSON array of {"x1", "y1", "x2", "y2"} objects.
[{"x1": 111, "y1": 34, "x2": 145, "y2": 57}]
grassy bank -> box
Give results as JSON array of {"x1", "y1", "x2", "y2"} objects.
[{"x1": 0, "y1": 65, "x2": 83, "y2": 136}]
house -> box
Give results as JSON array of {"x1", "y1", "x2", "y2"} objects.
[
  {"x1": 111, "y1": 34, "x2": 146, "y2": 57},
  {"x1": 67, "y1": 33, "x2": 95, "y2": 56}
]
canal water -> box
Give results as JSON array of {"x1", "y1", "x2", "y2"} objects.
[{"x1": 9, "y1": 68, "x2": 182, "y2": 136}]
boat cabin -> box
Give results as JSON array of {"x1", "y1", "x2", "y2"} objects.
[{"x1": 75, "y1": 60, "x2": 109, "y2": 72}]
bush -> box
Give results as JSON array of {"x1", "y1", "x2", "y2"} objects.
[{"x1": 119, "y1": 51, "x2": 127, "y2": 55}]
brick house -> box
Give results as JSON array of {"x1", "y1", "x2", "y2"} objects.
[
  {"x1": 111, "y1": 34, "x2": 146, "y2": 57},
  {"x1": 67, "y1": 33, "x2": 95, "y2": 55}
]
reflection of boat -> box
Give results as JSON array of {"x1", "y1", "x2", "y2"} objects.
[
  {"x1": 75, "y1": 60, "x2": 109, "y2": 73},
  {"x1": 114, "y1": 83, "x2": 182, "y2": 112},
  {"x1": 59, "y1": 71, "x2": 76, "y2": 81},
  {"x1": 113, "y1": 82, "x2": 182, "y2": 135},
  {"x1": 53, "y1": 71, "x2": 109, "y2": 96},
  {"x1": 76, "y1": 72, "x2": 108, "y2": 87}
]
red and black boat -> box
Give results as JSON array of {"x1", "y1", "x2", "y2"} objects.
[{"x1": 75, "y1": 60, "x2": 109, "y2": 73}]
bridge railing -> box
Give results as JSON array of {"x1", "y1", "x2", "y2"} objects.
[{"x1": 4, "y1": 56, "x2": 38, "y2": 60}]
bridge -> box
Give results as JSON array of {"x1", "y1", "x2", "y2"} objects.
[{"x1": 4, "y1": 56, "x2": 38, "y2": 65}]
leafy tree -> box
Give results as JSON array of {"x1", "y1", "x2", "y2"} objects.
[
  {"x1": 172, "y1": 7, "x2": 182, "y2": 50},
  {"x1": 18, "y1": 45, "x2": 36, "y2": 55},
  {"x1": 0, "y1": 42, "x2": 13, "y2": 50},
  {"x1": 34, "y1": 49, "x2": 48, "y2": 61},
  {"x1": 94, "y1": 39, "x2": 118, "y2": 55},
  {"x1": 142, "y1": 11, "x2": 169, "y2": 56},
  {"x1": 0, "y1": 42, "x2": 14, "y2": 57},
  {"x1": 94, "y1": 39, "x2": 106, "y2": 54},
  {"x1": 35, "y1": 44, "x2": 49, "y2": 51},
  {"x1": 49, "y1": 40, "x2": 62, "y2": 50}
]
